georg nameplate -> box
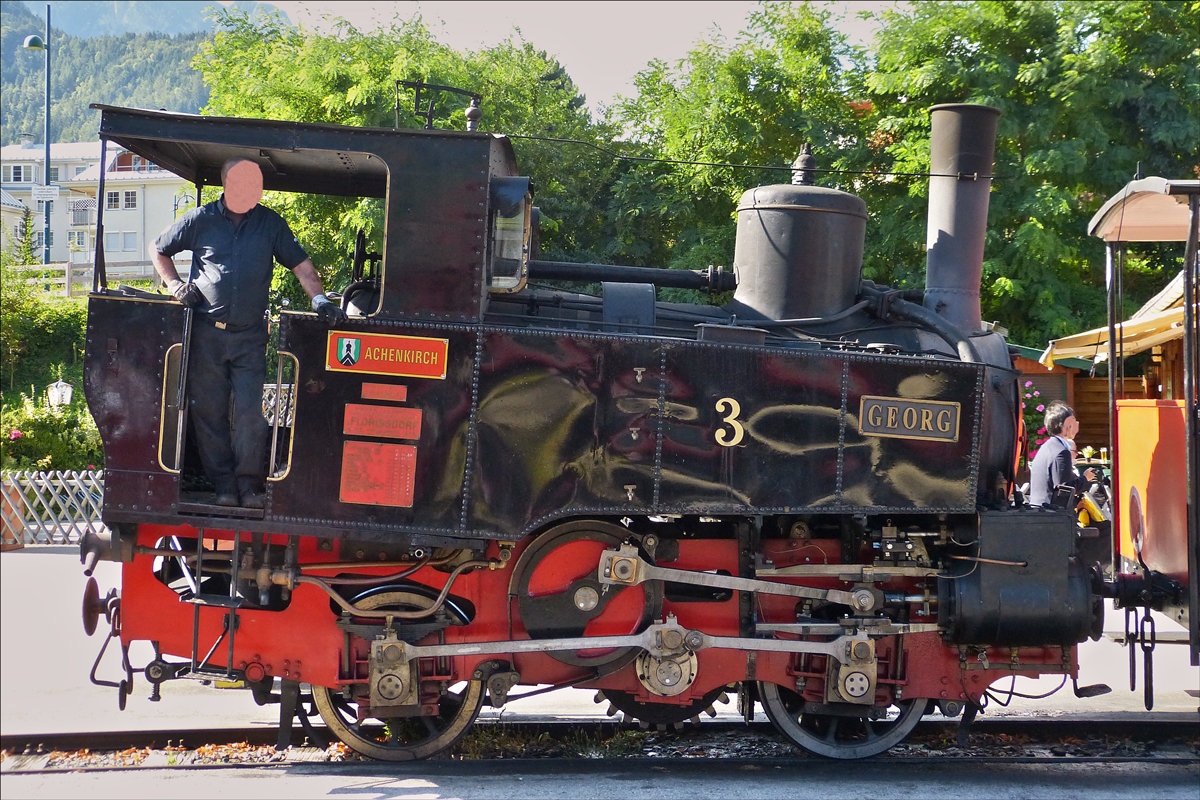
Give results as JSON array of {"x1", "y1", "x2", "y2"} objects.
[{"x1": 858, "y1": 396, "x2": 960, "y2": 443}]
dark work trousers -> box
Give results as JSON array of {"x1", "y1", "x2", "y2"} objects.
[{"x1": 186, "y1": 317, "x2": 270, "y2": 495}]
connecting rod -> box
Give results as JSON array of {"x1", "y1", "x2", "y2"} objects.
[{"x1": 596, "y1": 545, "x2": 875, "y2": 611}]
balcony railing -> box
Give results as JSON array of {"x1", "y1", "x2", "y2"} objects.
[{"x1": 70, "y1": 198, "x2": 96, "y2": 227}]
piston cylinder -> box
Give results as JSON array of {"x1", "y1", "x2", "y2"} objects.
[
  {"x1": 939, "y1": 509, "x2": 1101, "y2": 646},
  {"x1": 731, "y1": 184, "x2": 867, "y2": 321}
]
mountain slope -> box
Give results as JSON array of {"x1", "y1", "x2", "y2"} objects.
[
  {"x1": 1, "y1": 1, "x2": 286, "y2": 145},
  {"x1": 19, "y1": 1, "x2": 283, "y2": 38}
]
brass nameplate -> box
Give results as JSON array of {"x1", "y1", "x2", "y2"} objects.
[{"x1": 858, "y1": 396, "x2": 960, "y2": 443}]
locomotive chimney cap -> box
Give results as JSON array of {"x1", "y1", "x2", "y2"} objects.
[{"x1": 791, "y1": 144, "x2": 817, "y2": 186}]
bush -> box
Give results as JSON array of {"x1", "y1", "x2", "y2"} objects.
[
  {"x1": 1021, "y1": 381, "x2": 1046, "y2": 464},
  {"x1": 1, "y1": 391, "x2": 104, "y2": 471},
  {"x1": 1, "y1": 258, "x2": 89, "y2": 409}
]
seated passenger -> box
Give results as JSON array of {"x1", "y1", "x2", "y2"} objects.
[{"x1": 1028, "y1": 401, "x2": 1096, "y2": 508}]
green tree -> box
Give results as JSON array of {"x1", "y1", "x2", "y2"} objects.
[
  {"x1": 13, "y1": 205, "x2": 36, "y2": 265},
  {"x1": 862, "y1": 0, "x2": 1200, "y2": 345},
  {"x1": 608, "y1": 3, "x2": 869, "y2": 288},
  {"x1": 194, "y1": 7, "x2": 625, "y2": 309}
]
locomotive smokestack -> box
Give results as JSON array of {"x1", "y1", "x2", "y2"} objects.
[{"x1": 923, "y1": 104, "x2": 1000, "y2": 333}]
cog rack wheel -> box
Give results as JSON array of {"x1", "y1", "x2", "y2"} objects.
[{"x1": 594, "y1": 687, "x2": 731, "y2": 731}]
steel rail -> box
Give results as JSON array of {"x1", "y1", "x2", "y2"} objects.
[{"x1": 2, "y1": 718, "x2": 1196, "y2": 773}]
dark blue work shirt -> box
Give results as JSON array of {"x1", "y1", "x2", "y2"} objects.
[{"x1": 154, "y1": 196, "x2": 309, "y2": 328}]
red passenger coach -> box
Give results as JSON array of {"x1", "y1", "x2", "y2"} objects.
[{"x1": 76, "y1": 98, "x2": 1198, "y2": 761}]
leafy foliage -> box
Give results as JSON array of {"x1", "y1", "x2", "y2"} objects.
[
  {"x1": 194, "y1": 7, "x2": 626, "y2": 310},
  {"x1": 0, "y1": 253, "x2": 88, "y2": 408},
  {"x1": 1020, "y1": 379, "x2": 1047, "y2": 463},
  {"x1": 10, "y1": 205, "x2": 37, "y2": 266},
  {"x1": 181, "y1": 2, "x2": 1197, "y2": 341},
  {"x1": 600, "y1": 1, "x2": 1199, "y2": 338},
  {"x1": 1, "y1": 245, "x2": 98, "y2": 465},
  {"x1": 1, "y1": 391, "x2": 103, "y2": 471},
  {"x1": 862, "y1": 0, "x2": 1199, "y2": 344},
  {"x1": 606, "y1": 3, "x2": 870, "y2": 299}
]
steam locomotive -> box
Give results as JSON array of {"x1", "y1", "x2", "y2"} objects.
[{"x1": 75, "y1": 99, "x2": 1182, "y2": 760}]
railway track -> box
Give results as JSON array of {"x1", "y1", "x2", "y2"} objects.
[{"x1": 2, "y1": 717, "x2": 1196, "y2": 773}]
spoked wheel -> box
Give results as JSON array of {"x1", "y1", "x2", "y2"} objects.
[
  {"x1": 311, "y1": 590, "x2": 484, "y2": 761},
  {"x1": 513, "y1": 520, "x2": 662, "y2": 669},
  {"x1": 758, "y1": 682, "x2": 924, "y2": 759}
]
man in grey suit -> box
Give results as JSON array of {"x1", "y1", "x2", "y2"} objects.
[{"x1": 1028, "y1": 401, "x2": 1097, "y2": 507}]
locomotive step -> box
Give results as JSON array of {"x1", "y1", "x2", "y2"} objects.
[{"x1": 177, "y1": 496, "x2": 265, "y2": 520}]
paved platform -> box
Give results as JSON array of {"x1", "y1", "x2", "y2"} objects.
[{"x1": 2, "y1": 546, "x2": 1195, "y2": 737}]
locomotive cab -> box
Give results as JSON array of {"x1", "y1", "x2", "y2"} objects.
[{"x1": 84, "y1": 105, "x2": 537, "y2": 525}]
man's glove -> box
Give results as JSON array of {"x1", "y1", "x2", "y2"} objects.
[
  {"x1": 312, "y1": 293, "x2": 348, "y2": 325},
  {"x1": 167, "y1": 279, "x2": 203, "y2": 308}
]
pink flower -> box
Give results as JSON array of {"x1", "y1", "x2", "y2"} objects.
[
  {"x1": 1035, "y1": 437, "x2": 1048, "y2": 445},
  {"x1": 8, "y1": 429, "x2": 22, "y2": 440},
  {"x1": 1037, "y1": 427, "x2": 1046, "y2": 434},
  {"x1": 87, "y1": 464, "x2": 95, "y2": 470},
  {"x1": 1024, "y1": 381, "x2": 1033, "y2": 387},
  {"x1": 1036, "y1": 404, "x2": 1045, "y2": 412},
  {"x1": 1033, "y1": 390, "x2": 1040, "y2": 397}
]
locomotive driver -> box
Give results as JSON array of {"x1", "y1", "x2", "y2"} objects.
[
  {"x1": 149, "y1": 157, "x2": 347, "y2": 508},
  {"x1": 1028, "y1": 400, "x2": 1097, "y2": 508}
]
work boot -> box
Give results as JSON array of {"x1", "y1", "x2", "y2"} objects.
[
  {"x1": 213, "y1": 479, "x2": 239, "y2": 507},
  {"x1": 238, "y1": 477, "x2": 267, "y2": 509},
  {"x1": 240, "y1": 490, "x2": 266, "y2": 509}
]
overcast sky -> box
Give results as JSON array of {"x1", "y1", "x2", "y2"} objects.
[{"x1": 247, "y1": 1, "x2": 895, "y2": 113}]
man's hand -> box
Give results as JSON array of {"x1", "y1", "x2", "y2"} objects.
[
  {"x1": 167, "y1": 279, "x2": 203, "y2": 308},
  {"x1": 1083, "y1": 467, "x2": 1098, "y2": 483},
  {"x1": 312, "y1": 294, "x2": 348, "y2": 325}
]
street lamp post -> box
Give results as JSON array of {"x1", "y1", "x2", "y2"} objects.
[{"x1": 22, "y1": 4, "x2": 51, "y2": 265}]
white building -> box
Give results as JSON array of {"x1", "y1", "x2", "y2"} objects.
[
  {"x1": 1, "y1": 138, "x2": 192, "y2": 275},
  {"x1": 1, "y1": 189, "x2": 26, "y2": 254}
]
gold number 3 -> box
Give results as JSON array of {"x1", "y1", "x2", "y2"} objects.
[{"x1": 715, "y1": 397, "x2": 744, "y2": 447}]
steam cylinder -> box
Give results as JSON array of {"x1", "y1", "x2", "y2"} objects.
[
  {"x1": 731, "y1": 185, "x2": 867, "y2": 320},
  {"x1": 923, "y1": 104, "x2": 1000, "y2": 333}
]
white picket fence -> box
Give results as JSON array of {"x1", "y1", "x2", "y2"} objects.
[
  {"x1": 1, "y1": 387, "x2": 295, "y2": 546},
  {"x1": 9, "y1": 259, "x2": 187, "y2": 296},
  {"x1": 1, "y1": 470, "x2": 106, "y2": 546}
]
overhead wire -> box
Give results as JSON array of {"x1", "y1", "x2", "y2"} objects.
[{"x1": 507, "y1": 133, "x2": 1004, "y2": 181}]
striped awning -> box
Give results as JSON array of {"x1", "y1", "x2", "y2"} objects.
[{"x1": 1040, "y1": 304, "x2": 1188, "y2": 366}]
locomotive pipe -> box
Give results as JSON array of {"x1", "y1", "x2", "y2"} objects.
[
  {"x1": 297, "y1": 558, "x2": 495, "y2": 619},
  {"x1": 528, "y1": 260, "x2": 737, "y2": 292},
  {"x1": 744, "y1": 300, "x2": 870, "y2": 328},
  {"x1": 860, "y1": 282, "x2": 980, "y2": 362},
  {"x1": 924, "y1": 104, "x2": 1000, "y2": 333}
]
